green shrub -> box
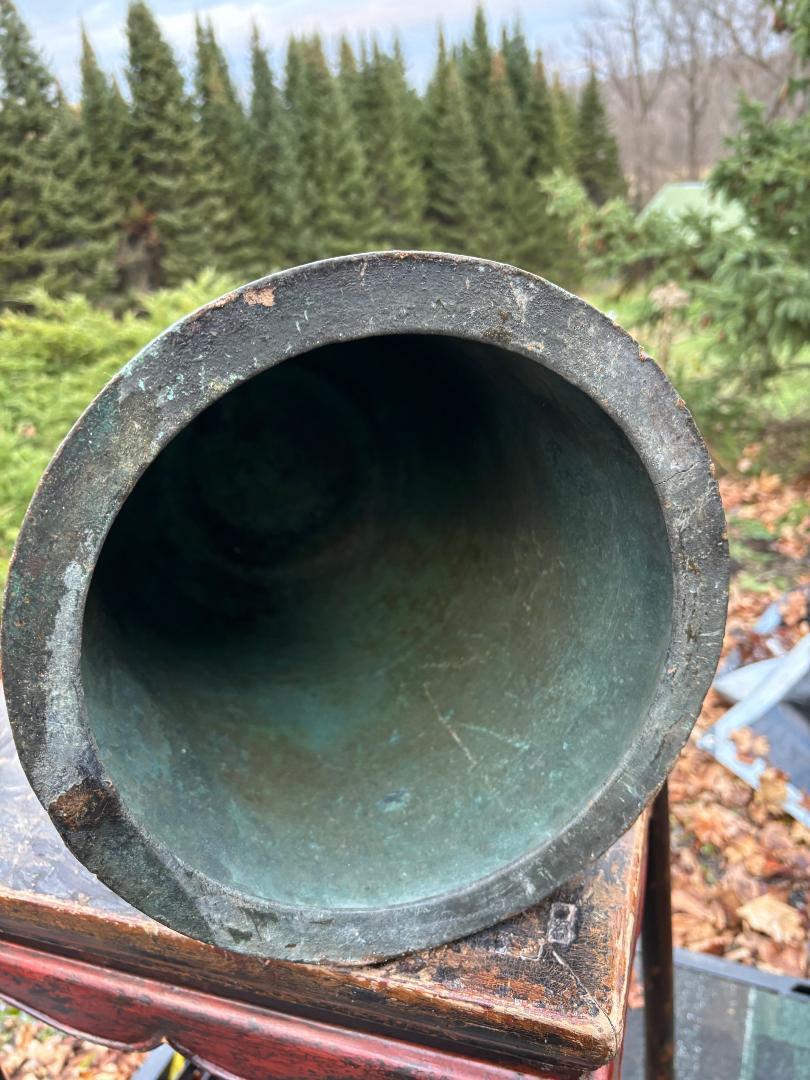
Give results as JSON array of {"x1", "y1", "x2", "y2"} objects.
[
  {"x1": 0, "y1": 272, "x2": 233, "y2": 583},
  {"x1": 540, "y1": 170, "x2": 727, "y2": 292}
]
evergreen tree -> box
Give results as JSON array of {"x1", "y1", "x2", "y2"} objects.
[
  {"x1": 522, "y1": 56, "x2": 575, "y2": 284},
  {"x1": 524, "y1": 51, "x2": 556, "y2": 177},
  {"x1": 358, "y1": 42, "x2": 426, "y2": 248},
  {"x1": 283, "y1": 33, "x2": 317, "y2": 254},
  {"x1": 249, "y1": 26, "x2": 308, "y2": 266},
  {"x1": 392, "y1": 36, "x2": 423, "y2": 146},
  {"x1": 703, "y1": 0, "x2": 810, "y2": 396},
  {"x1": 80, "y1": 29, "x2": 129, "y2": 208},
  {"x1": 0, "y1": 0, "x2": 60, "y2": 291},
  {"x1": 501, "y1": 23, "x2": 532, "y2": 111},
  {"x1": 344, "y1": 36, "x2": 378, "y2": 149},
  {"x1": 424, "y1": 35, "x2": 489, "y2": 255},
  {"x1": 284, "y1": 35, "x2": 307, "y2": 115},
  {"x1": 194, "y1": 18, "x2": 258, "y2": 276},
  {"x1": 0, "y1": 0, "x2": 639, "y2": 299},
  {"x1": 293, "y1": 35, "x2": 379, "y2": 258},
  {"x1": 480, "y1": 52, "x2": 543, "y2": 270},
  {"x1": 124, "y1": 0, "x2": 211, "y2": 288},
  {"x1": 337, "y1": 35, "x2": 362, "y2": 116},
  {"x1": 460, "y1": 6, "x2": 492, "y2": 121},
  {"x1": 575, "y1": 70, "x2": 625, "y2": 205},
  {"x1": 38, "y1": 97, "x2": 117, "y2": 298},
  {"x1": 550, "y1": 75, "x2": 578, "y2": 176}
]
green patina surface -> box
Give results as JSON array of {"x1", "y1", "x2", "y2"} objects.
[{"x1": 82, "y1": 333, "x2": 673, "y2": 910}]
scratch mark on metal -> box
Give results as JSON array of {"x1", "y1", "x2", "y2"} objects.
[
  {"x1": 459, "y1": 724, "x2": 530, "y2": 751},
  {"x1": 423, "y1": 683, "x2": 477, "y2": 769}
]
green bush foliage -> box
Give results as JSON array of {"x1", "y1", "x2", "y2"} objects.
[
  {"x1": 706, "y1": 97, "x2": 810, "y2": 392},
  {"x1": 0, "y1": 274, "x2": 232, "y2": 580},
  {"x1": 540, "y1": 171, "x2": 727, "y2": 291},
  {"x1": 540, "y1": 0, "x2": 810, "y2": 474}
]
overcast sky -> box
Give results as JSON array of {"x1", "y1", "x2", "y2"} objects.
[{"x1": 22, "y1": 0, "x2": 591, "y2": 97}]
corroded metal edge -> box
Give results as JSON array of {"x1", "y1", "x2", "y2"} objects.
[{"x1": 1, "y1": 251, "x2": 728, "y2": 964}]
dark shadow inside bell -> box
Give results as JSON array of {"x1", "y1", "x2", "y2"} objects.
[{"x1": 81, "y1": 333, "x2": 673, "y2": 909}]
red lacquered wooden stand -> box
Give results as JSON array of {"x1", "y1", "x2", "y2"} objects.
[{"x1": 0, "y1": 700, "x2": 646, "y2": 1079}]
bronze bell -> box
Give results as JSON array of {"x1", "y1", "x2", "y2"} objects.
[{"x1": 2, "y1": 253, "x2": 728, "y2": 963}]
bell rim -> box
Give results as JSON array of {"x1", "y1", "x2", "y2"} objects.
[{"x1": 1, "y1": 251, "x2": 728, "y2": 963}]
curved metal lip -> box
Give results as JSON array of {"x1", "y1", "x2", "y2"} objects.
[{"x1": 1, "y1": 252, "x2": 728, "y2": 964}]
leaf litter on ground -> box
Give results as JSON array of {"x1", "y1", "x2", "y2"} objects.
[
  {"x1": 669, "y1": 469, "x2": 810, "y2": 978},
  {"x1": 0, "y1": 1007, "x2": 146, "y2": 1078}
]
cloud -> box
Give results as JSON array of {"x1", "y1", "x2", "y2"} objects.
[
  {"x1": 30, "y1": 0, "x2": 586, "y2": 95},
  {"x1": 155, "y1": 0, "x2": 530, "y2": 55}
]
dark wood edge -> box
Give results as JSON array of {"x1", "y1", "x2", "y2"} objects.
[
  {"x1": 0, "y1": 938, "x2": 616, "y2": 1080},
  {"x1": 0, "y1": 816, "x2": 647, "y2": 1073}
]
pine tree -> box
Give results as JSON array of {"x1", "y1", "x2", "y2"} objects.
[
  {"x1": 284, "y1": 36, "x2": 307, "y2": 115},
  {"x1": 293, "y1": 35, "x2": 378, "y2": 258},
  {"x1": 480, "y1": 52, "x2": 543, "y2": 270},
  {"x1": 80, "y1": 28, "x2": 129, "y2": 215},
  {"x1": 524, "y1": 51, "x2": 557, "y2": 177},
  {"x1": 550, "y1": 75, "x2": 578, "y2": 176},
  {"x1": 337, "y1": 35, "x2": 362, "y2": 116},
  {"x1": 38, "y1": 97, "x2": 117, "y2": 298},
  {"x1": 194, "y1": 18, "x2": 258, "y2": 276},
  {"x1": 344, "y1": 36, "x2": 382, "y2": 156},
  {"x1": 0, "y1": 0, "x2": 60, "y2": 291},
  {"x1": 358, "y1": 42, "x2": 425, "y2": 249},
  {"x1": 575, "y1": 70, "x2": 625, "y2": 205},
  {"x1": 701, "y1": 1, "x2": 810, "y2": 398},
  {"x1": 501, "y1": 23, "x2": 532, "y2": 111},
  {"x1": 249, "y1": 26, "x2": 308, "y2": 266},
  {"x1": 424, "y1": 34, "x2": 489, "y2": 256},
  {"x1": 523, "y1": 56, "x2": 575, "y2": 284},
  {"x1": 392, "y1": 36, "x2": 423, "y2": 146},
  {"x1": 283, "y1": 35, "x2": 316, "y2": 242},
  {"x1": 460, "y1": 6, "x2": 492, "y2": 121},
  {"x1": 124, "y1": 0, "x2": 211, "y2": 288}
]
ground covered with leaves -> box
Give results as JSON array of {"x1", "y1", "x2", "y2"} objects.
[
  {"x1": 669, "y1": 469, "x2": 810, "y2": 978},
  {"x1": 0, "y1": 1006, "x2": 145, "y2": 1079}
]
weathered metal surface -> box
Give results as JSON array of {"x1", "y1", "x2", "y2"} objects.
[
  {"x1": 0, "y1": 700, "x2": 642, "y2": 1074},
  {"x1": 1, "y1": 251, "x2": 728, "y2": 964}
]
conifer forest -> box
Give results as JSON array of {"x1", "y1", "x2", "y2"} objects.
[{"x1": 0, "y1": 1, "x2": 627, "y2": 297}]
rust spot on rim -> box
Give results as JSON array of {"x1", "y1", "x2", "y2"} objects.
[
  {"x1": 50, "y1": 779, "x2": 117, "y2": 830},
  {"x1": 186, "y1": 291, "x2": 239, "y2": 323},
  {"x1": 244, "y1": 286, "x2": 276, "y2": 308}
]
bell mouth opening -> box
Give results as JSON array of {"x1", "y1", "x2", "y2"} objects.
[{"x1": 81, "y1": 331, "x2": 673, "y2": 912}]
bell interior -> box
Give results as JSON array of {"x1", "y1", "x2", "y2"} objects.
[{"x1": 82, "y1": 333, "x2": 673, "y2": 910}]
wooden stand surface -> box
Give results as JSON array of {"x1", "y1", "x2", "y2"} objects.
[{"x1": 0, "y1": 698, "x2": 645, "y2": 1079}]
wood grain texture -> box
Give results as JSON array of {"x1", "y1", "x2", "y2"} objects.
[
  {"x1": 0, "y1": 698, "x2": 643, "y2": 1073},
  {"x1": 0, "y1": 940, "x2": 617, "y2": 1080}
]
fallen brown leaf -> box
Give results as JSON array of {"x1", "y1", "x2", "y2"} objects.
[
  {"x1": 718, "y1": 862, "x2": 764, "y2": 922},
  {"x1": 737, "y1": 893, "x2": 805, "y2": 944},
  {"x1": 671, "y1": 887, "x2": 726, "y2": 927},
  {"x1": 730, "y1": 727, "x2": 770, "y2": 764},
  {"x1": 750, "y1": 768, "x2": 790, "y2": 824}
]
